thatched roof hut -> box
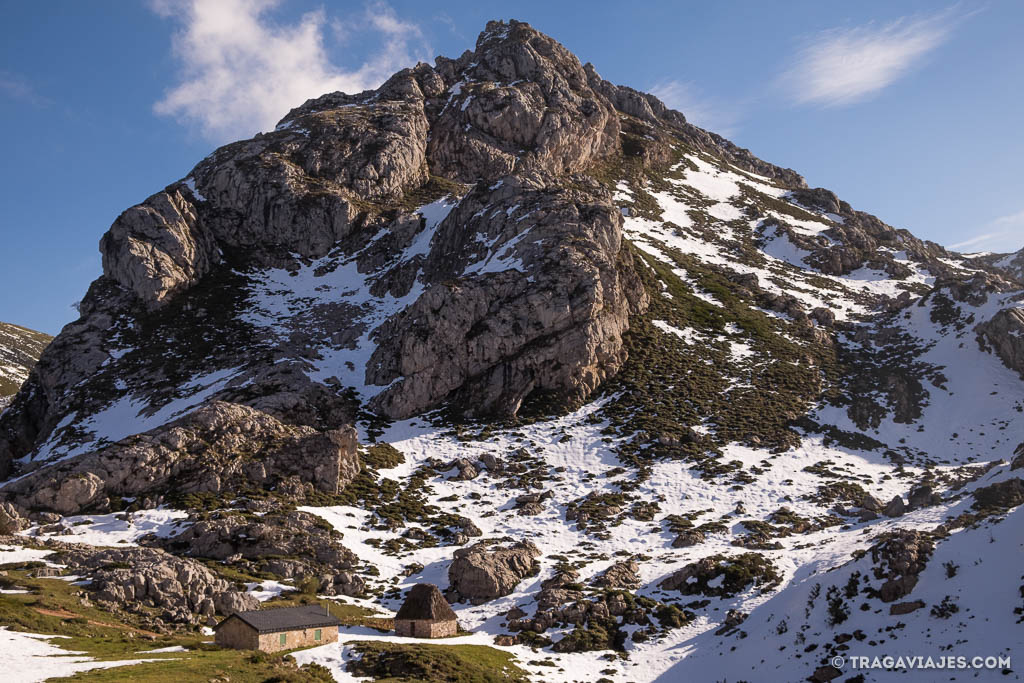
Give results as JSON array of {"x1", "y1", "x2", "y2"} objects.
[{"x1": 395, "y1": 583, "x2": 459, "y2": 638}]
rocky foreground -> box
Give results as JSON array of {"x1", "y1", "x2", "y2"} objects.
[{"x1": 1, "y1": 19, "x2": 1023, "y2": 683}]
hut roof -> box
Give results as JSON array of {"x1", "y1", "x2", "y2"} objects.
[
  {"x1": 395, "y1": 583, "x2": 458, "y2": 622},
  {"x1": 214, "y1": 605, "x2": 341, "y2": 634}
]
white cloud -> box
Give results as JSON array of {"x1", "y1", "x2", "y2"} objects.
[
  {"x1": 780, "y1": 9, "x2": 961, "y2": 107},
  {"x1": 993, "y1": 209, "x2": 1024, "y2": 227},
  {"x1": 949, "y1": 210, "x2": 1024, "y2": 253},
  {"x1": 151, "y1": 0, "x2": 429, "y2": 143},
  {"x1": 649, "y1": 80, "x2": 739, "y2": 136}
]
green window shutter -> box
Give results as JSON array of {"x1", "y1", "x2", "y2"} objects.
[
  {"x1": 315, "y1": 629, "x2": 322, "y2": 641},
  {"x1": 279, "y1": 633, "x2": 287, "y2": 646}
]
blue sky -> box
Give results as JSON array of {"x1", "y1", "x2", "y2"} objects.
[{"x1": 2, "y1": 1, "x2": 1022, "y2": 334}]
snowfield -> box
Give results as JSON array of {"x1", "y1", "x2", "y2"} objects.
[{"x1": 0, "y1": 628, "x2": 164, "y2": 683}]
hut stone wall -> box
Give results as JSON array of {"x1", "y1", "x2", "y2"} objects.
[
  {"x1": 216, "y1": 619, "x2": 339, "y2": 652},
  {"x1": 256, "y1": 625, "x2": 340, "y2": 652},
  {"x1": 395, "y1": 618, "x2": 457, "y2": 638}
]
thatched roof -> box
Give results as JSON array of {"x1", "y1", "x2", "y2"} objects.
[{"x1": 395, "y1": 583, "x2": 458, "y2": 621}]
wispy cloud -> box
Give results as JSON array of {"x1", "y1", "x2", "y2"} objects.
[
  {"x1": 949, "y1": 209, "x2": 1024, "y2": 253},
  {"x1": 779, "y1": 8, "x2": 962, "y2": 107},
  {"x1": 150, "y1": 0, "x2": 429, "y2": 143},
  {"x1": 0, "y1": 71, "x2": 50, "y2": 107},
  {"x1": 649, "y1": 80, "x2": 740, "y2": 136}
]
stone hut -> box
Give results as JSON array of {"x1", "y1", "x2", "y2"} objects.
[
  {"x1": 214, "y1": 605, "x2": 342, "y2": 652},
  {"x1": 394, "y1": 583, "x2": 459, "y2": 638}
]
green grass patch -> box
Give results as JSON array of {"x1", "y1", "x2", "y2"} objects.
[{"x1": 347, "y1": 641, "x2": 530, "y2": 682}]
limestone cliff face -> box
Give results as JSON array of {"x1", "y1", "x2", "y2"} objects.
[
  {"x1": 366, "y1": 173, "x2": 647, "y2": 418},
  {"x1": 0, "y1": 20, "x2": 662, "y2": 480}
]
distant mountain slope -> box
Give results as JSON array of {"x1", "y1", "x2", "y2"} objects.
[
  {"x1": 969, "y1": 246, "x2": 1024, "y2": 283},
  {"x1": 0, "y1": 321, "x2": 51, "y2": 410}
]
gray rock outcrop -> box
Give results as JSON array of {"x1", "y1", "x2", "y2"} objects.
[
  {"x1": 867, "y1": 530, "x2": 934, "y2": 603},
  {"x1": 972, "y1": 478, "x2": 1024, "y2": 509},
  {"x1": 0, "y1": 501, "x2": 27, "y2": 534},
  {"x1": 366, "y1": 174, "x2": 648, "y2": 418},
  {"x1": 976, "y1": 307, "x2": 1024, "y2": 378},
  {"x1": 56, "y1": 546, "x2": 257, "y2": 626},
  {"x1": 1, "y1": 402, "x2": 358, "y2": 515},
  {"x1": 156, "y1": 509, "x2": 362, "y2": 595},
  {"x1": 446, "y1": 540, "x2": 540, "y2": 604},
  {"x1": 591, "y1": 558, "x2": 641, "y2": 589}
]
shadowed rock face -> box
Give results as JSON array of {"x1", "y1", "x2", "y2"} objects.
[
  {"x1": 976, "y1": 306, "x2": 1024, "y2": 378},
  {"x1": 0, "y1": 322, "x2": 52, "y2": 407}
]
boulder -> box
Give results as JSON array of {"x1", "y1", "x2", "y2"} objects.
[
  {"x1": 446, "y1": 540, "x2": 540, "y2": 604},
  {"x1": 591, "y1": 559, "x2": 640, "y2": 589},
  {"x1": 513, "y1": 491, "x2": 553, "y2": 516},
  {"x1": 868, "y1": 530, "x2": 934, "y2": 603},
  {"x1": 973, "y1": 478, "x2": 1024, "y2": 510},
  {"x1": 671, "y1": 530, "x2": 706, "y2": 548},
  {"x1": 447, "y1": 458, "x2": 479, "y2": 481},
  {"x1": 889, "y1": 600, "x2": 925, "y2": 615},
  {"x1": 883, "y1": 495, "x2": 906, "y2": 517},
  {"x1": 859, "y1": 494, "x2": 883, "y2": 512},
  {"x1": 907, "y1": 484, "x2": 940, "y2": 510},
  {"x1": 810, "y1": 665, "x2": 842, "y2": 682},
  {"x1": 0, "y1": 502, "x2": 27, "y2": 534},
  {"x1": 213, "y1": 591, "x2": 260, "y2": 616}
]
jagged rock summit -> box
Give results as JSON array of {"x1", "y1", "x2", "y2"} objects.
[{"x1": 0, "y1": 19, "x2": 808, "y2": 481}]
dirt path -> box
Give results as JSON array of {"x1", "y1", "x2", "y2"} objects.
[{"x1": 33, "y1": 607, "x2": 163, "y2": 637}]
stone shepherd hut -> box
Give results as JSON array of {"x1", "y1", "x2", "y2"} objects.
[
  {"x1": 214, "y1": 605, "x2": 342, "y2": 652},
  {"x1": 394, "y1": 583, "x2": 459, "y2": 638}
]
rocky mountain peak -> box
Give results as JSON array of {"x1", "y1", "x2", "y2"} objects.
[{"x1": 2, "y1": 18, "x2": 1024, "y2": 682}]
